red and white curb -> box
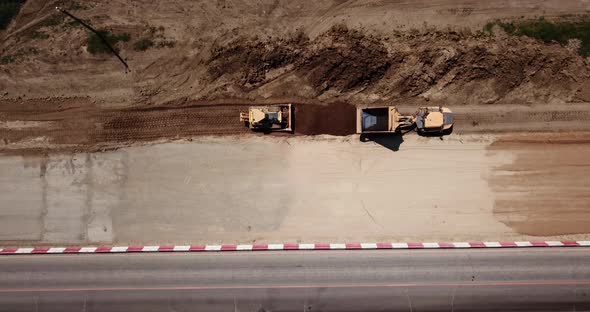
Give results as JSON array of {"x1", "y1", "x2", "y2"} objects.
[{"x1": 1, "y1": 241, "x2": 589, "y2": 255}]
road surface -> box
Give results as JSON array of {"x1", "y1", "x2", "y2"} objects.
[{"x1": 0, "y1": 248, "x2": 589, "y2": 311}]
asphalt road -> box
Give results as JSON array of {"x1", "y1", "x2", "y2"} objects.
[{"x1": 0, "y1": 248, "x2": 589, "y2": 312}]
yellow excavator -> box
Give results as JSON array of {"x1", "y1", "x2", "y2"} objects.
[{"x1": 239, "y1": 104, "x2": 293, "y2": 133}]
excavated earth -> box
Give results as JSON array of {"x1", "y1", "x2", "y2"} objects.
[
  {"x1": 1, "y1": 1, "x2": 590, "y2": 154},
  {"x1": 1, "y1": 0, "x2": 590, "y2": 242}
]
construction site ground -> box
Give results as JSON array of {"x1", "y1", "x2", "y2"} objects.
[
  {"x1": 2, "y1": 99, "x2": 590, "y2": 154},
  {"x1": 1, "y1": 132, "x2": 589, "y2": 246},
  {"x1": 1, "y1": 0, "x2": 590, "y2": 246}
]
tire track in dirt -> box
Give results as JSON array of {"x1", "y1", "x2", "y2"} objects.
[
  {"x1": 0, "y1": 99, "x2": 253, "y2": 153},
  {"x1": 96, "y1": 105, "x2": 250, "y2": 143},
  {"x1": 3, "y1": 98, "x2": 590, "y2": 154},
  {"x1": 454, "y1": 109, "x2": 590, "y2": 133}
]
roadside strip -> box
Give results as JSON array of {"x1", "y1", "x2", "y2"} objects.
[{"x1": 1, "y1": 241, "x2": 589, "y2": 255}]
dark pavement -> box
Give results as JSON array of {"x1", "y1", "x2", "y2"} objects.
[{"x1": 0, "y1": 248, "x2": 589, "y2": 311}]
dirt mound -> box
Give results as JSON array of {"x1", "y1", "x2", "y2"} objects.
[
  {"x1": 207, "y1": 32, "x2": 308, "y2": 87},
  {"x1": 295, "y1": 102, "x2": 356, "y2": 136},
  {"x1": 205, "y1": 27, "x2": 590, "y2": 105},
  {"x1": 396, "y1": 36, "x2": 585, "y2": 103},
  {"x1": 300, "y1": 25, "x2": 392, "y2": 92},
  {"x1": 2, "y1": 1, "x2": 590, "y2": 106},
  {"x1": 207, "y1": 25, "x2": 392, "y2": 94}
]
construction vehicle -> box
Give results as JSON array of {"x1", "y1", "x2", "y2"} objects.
[
  {"x1": 357, "y1": 106, "x2": 453, "y2": 135},
  {"x1": 240, "y1": 104, "x2": 293, "y2": 133},
  {"x1": 414, "y1": 106, "x2": 454, "y2": 135}
]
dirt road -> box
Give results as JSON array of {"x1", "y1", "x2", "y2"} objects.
[
  {"x1": 1, "y1": 133, "x2": 588, "y2": 246},
  {"x1": 2, "y1": 98, "x2": 590, "y2": 154}
]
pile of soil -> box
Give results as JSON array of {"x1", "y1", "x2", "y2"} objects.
[
  {"x1": 295, "y1": 102, "x2": 356, "y2": 136},
  {"x1": 207, "y1": 25, "x2": 394, "y2": 94},
  {"x1": 2, "y1": 0, "x2": 590, "y2": 107},
  {"x1": 393, "y1": 37, "x2": 584, "y2": 103},
  {"x1": 205, "y1": 26, "x2": 590, "y2": 105},
  {"x1": 208, "y1": 32, "x2": 308, "y2": 87},
  {"x1": 299, "y1": 25, "x2": 392, "y2": 92},
  {"x1": 206, "y1": 25, "x2": 393, "y2": 93}
]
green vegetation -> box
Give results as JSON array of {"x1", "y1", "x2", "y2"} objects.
[
  {"x1": 64, "y1": 20, "x2": 77, "y2": 28},
  {"x1": 64, "y1": 18, "x2": 89, "y2": 28},
  {"x1": 133, "y1": 38, "x2": 154, "y2": 51},
  {"x1": 118, "y1": 32, "x2": 131, "y2": 42},
  {"x1": 0, "y1": 0, "x2": 23, "y2": 30},
  {"x1": 1, "y1": 54, "x2": 15, "y2": 64},
  {"x1": 132, "y1": 25, "x2": 175, "y2": 51},
  {"x1": 87, "y1": 30, "x2": 131, "y2": 54},
  {"x1": 484, "y1": 15, "x2": 590, "y2": 57},
  {"x1": 24, "y1": 14, "x2": 65, "y2": 40},
  {"x1": 68, "y1": 1, "x2": 89, "y2": 11},
  {"x1": 39, "y1": 14, "x2": 64, "y2": 27},
  {"x1": 157, "y1": 40, "x2": 175, "y2": 48},
  {"x1": 19, "y1": 47, "x2": 38, "y2": 55},
  {"x1": 30, "y1": 30, "x2": 49, "y2": 40}
]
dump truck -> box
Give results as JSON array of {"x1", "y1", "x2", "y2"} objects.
[
  {"x1": 240, "y1": 104, "x2": 293, "y2": 133},
  {"x1": 357, "y1": 106, "x2": 453, "y2": 135}
]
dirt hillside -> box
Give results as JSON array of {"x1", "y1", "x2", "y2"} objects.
[
  {"x1": 2, "y1": 0, "x2": 590, "y2": 106},
  {"x1": 1, "y1": 0, "x2": 590, "y2": 152}
]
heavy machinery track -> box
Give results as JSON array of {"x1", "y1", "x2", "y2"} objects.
[
  {"x1": 455, "y1": 109, "x2": 590, "y2": 133},
  {"x1": 3, "y1": 98, "x2": 590, "y2": 154},
  {"x1": 96, "y1": 105, "x2": 249, "y2": 143}
]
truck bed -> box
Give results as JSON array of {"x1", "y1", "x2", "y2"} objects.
[{"x1": 359, "y1": 108, "x2": 389, "y2": 132}]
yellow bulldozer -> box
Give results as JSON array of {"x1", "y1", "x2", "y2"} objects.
[{"x1": 239, "y1": 104, "x2": 293, "y2": 133}]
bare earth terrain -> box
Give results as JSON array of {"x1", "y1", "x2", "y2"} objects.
[
  {"x1": 2, "y1": 0, "x2": 590, "y2": 106},
  {"x1": 0, "y1": 133, "x2": 589, "y2": 246},
  {"x1": 1, "y1": 0, "x2": 590, "y2": 245}
]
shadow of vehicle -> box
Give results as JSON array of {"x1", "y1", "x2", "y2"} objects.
[
  {"x1": 417, "y1": 125, "x2": 453, "y2": 138},
  {"x1": 360, "y1": 133, "x2": 405, "y2": 152},
  {"x1": 246, "y1": 123, "x2": 295, "y2": 135}
]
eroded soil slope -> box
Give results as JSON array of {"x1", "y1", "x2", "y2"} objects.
[
  {"x1": 1, "y1": 0, "x2": 590, "y2": 106},
  {"x1": 206, "y1": 26, "x2": 590, "y2": 106}
]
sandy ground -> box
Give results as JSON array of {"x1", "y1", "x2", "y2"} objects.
[
  {"x1": 490, "y1": 134, "x2": 590, "y2": 236},
  {"x1": 2, "y1": 0, "x2": 590, "y2": 106},
  {"x1": 1, "y1": 133, "x2": 589, "y2": 246}
]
